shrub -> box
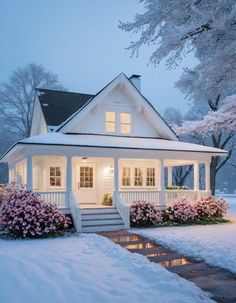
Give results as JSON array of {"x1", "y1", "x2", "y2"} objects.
[
  {"x1": 165, "y1": 186, "x2": 190, "y2": 190},
  {"x1": 130, "y1": 201, "x2": 162, "y2": 227},
  {"x1": 195, "y1": 196, "x2": 228, "y2": 220},
  {"x1": 0, "y1": 190, "x2": 71, "y2": 238},
  {"x1": 164, "y1": 197, "x2": 197, "y2": 223}
]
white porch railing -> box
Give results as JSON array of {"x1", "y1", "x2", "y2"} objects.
[
  {"x1": 119, "y1": 190, "x2": 160, "y2": 205},
  {"x1": 69, "y1": 191, "x2": 81, "y2": 232},
  {"x1": 114, "y1": 191, "x2": 130, "y2": 229},
  {"x1": 165, "y1": 190, "x2": 211, "y2": 204},
  {"x1": 35, "y1": 191, "x2": 67, "y2": 208}
]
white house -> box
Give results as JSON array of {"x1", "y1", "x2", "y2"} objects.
[{"x1": 0, "y1": 73, "x2": 227, "y2": 232}]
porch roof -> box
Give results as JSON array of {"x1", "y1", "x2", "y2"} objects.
[{"x1": 1, "y1": 133, "x2": 227, "y2": 162}]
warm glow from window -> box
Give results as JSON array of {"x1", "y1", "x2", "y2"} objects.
[
  {"x1": 50, "y1": 166, "x2": 61, "y2": 187},
  {"x1": 122, "y1": 167, "x2": 131, "y2": 186},
  {"x1": 134, "y1": 168, "x2": 143, "y2": 186},
  {"x1": 147, "y1": 168, "x2": 155, "y2": 186},
  {"x1": 106, "y1": 112, "x2": 116, "y2": 132},
  {"x1": 120, "y1": 113, "x2": 131, "y2": 134}
]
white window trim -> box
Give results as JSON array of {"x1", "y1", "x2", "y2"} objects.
[
  {"x1": 47, "y1": 163, "x2": 66, "y2": 190},
  {"x1": 120, "y1": 165, "x2": 158, "y2": 189},
  {"x1": 104, "y1": 110, "x2": 132, "y2": 135}
]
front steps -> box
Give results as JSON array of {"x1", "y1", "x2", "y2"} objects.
[{"x1": 81, "y1": 207, "x2": 126, "y2": 232}]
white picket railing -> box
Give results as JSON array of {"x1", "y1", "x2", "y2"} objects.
[
  {"x1": 119, "y1": 190, "x2": 160, "y2": 205},
  {"x1": 165, "y1": 190, "x2": 211, "y2": 204},
  {"x1": 113, "y1": 191, "x2": 130, "y2": 229},
  {"x1": 69, "y1": 191, "x2": 81, "y2": 232},
  {"x1": 35, "y1": 191, "x2": 67, "y2": 208}
]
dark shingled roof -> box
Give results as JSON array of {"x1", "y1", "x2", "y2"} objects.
[{"x1": 36, "y1": 88, "x2": 94, "y2": 127}]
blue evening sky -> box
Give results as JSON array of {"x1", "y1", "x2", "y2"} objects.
[{"x1": 0, "y1": 0, "x2": 196, "y2": 113}]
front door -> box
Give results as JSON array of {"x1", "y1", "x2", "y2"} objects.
[{"x1": 76, "y1": 163, "x2": 97, "y2": 204}]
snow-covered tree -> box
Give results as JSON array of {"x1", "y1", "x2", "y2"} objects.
[
  {"x1": 0, "y1": 63, "x2": 64, "y2": 137},
  {"x1": 173, "y1": 96, "x2": 236, "y2": 193}
]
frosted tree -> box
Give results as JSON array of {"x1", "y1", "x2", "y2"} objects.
[
  {"x1": 0, "y1": 63, "x2": 64, "y2": 137},
  {"x1": 121, "y1": 0, "x2": 236, "y2": 193},
  {"x1": 173, "y1": 96, "x2": 236, "y2": 193}
]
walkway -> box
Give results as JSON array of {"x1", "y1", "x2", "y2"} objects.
[{"x1": 99, "y1": 230, "x2": 236, "y2": 303}]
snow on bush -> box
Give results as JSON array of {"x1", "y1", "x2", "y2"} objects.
[
  {"x1": 164, "y1": 198, "x2": 197, "y2": 223},
  {"x1": 130, "y1": 201, "x2": 162, "y2": 227},
  {"x1": 196, "y1": 196, "x2": 228, "y2": 220},
  {"x1": 0, "y1": 190, "x2": 71, "y2": 238}
]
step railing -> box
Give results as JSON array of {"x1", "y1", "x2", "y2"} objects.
[
  {"x1": 69, "y1": 191, "x2": 81, "y2": 232},
  {"x1": 119, "y1": 190, "x2": 160, "y2": 206},
  {"x1": 113, "y1": 191, "x2": 130, "y2": 229},
  {"x1": 35, "y1": 191, "x2": 67, "y2": 208}
]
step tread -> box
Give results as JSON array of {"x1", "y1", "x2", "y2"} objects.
[{"x1": 82, "y1": 222, "x2": 125, "y2": 228}]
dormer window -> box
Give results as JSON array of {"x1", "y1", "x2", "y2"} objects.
[
  {"x1": 105, "y1": 112, "x2": 116, "y2": 133},
  {"x1": 120, "y1": 113, "x2": 131, "y2": 134}
]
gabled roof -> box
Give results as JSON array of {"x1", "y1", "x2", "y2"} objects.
[
  {"x1": 36, "y1": 88, "x2": 93, "y2": 126},
  {"x1": 55, "y1": 73, "x2": 178, "y2": 140}
]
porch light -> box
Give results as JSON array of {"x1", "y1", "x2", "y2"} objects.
[{"x1": 82, "y1": 157, "x2": 88, "y2": 163}]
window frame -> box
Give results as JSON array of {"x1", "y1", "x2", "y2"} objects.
[
  {"x1": 105, "y1": 111, "x2": 116, "y2": 133},
  {"x1": 120, "y1": 112, "x2": 131, "y2": 134}
]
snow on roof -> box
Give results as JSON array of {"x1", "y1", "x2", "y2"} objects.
[{"x1": 17, "y1": 133, "x2": 227, "y2": 154}]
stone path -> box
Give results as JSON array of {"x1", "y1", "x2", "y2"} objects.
[{"x1": 99, "y1": 230, "x2": 236, "y2": 303}]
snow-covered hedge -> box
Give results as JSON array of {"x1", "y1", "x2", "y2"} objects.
[
  {"x1": 131, "y1": 196, "x2": 228, "y2": 227},
  {"x1": 0, "y1": 190, "x2": 71, "y2": 238},
  {"x1": 130, "y1": 201, "x2": 162, "y2": 227}
]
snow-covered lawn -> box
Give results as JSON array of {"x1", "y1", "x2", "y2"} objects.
[
  {"x1": 0, "y1": 234, "x2": 213, "y2": 303},
  {"x1": 134, "y1": 196, "x2": 236, "y2": 274}
]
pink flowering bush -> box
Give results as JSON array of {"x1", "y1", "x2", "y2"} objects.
[
  {"x1": 164, "y1": 198, "x2": 197, "y2": 223},
  {"x1": 0, "y1": 190, "x2": 71, "y2": 238},
  {"x1": 130, "y1": 201, "x2": 162, "y2": 227},
  {"x1": 195, "y1": 196, "x2": 228, "y2": 220}
]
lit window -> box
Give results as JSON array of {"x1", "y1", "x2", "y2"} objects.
[
  {"x1": 50, "y1": 166, "x2": 61, "y2": 187},
  {"x1": 134, "y1": 168, "x2": 143, "y2": 186},
  {"x1": 146, "y1": 168, "x2": 155, "y2": 186},
  {"x1": 120, "y1": 113, "x2": 131, "y2": 134},
  {"x1": 106, "y1": 112, "x2": 116, "y2": 132},
  {"x1": 122, "y1": 167, "x2": 131, "y2": 186}
]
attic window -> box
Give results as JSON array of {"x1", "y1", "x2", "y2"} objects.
[{"x1": 105, "y1": 112, "x2": 116, "y2": 133}]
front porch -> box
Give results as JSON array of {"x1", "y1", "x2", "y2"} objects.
[{"x1": 9, "y1": 155, "x2": 211, "y2": 210}]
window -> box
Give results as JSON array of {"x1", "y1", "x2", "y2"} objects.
[
  {"x1": 80, "y1": 166, "x2": 93, "y2": 188},
  {"x1": 122, "y1": 167, "x2": 131, "y2": 186},
  {"x1": 50, "y1": 166, "x2": 61, "y2": 187},
  {"x1": 120, "y1": 113, "x2": 131, "y2": 134},
  {"x1": 105, "y1": 112, "x2": 116, "y2": 132},
  {"x1": 146, "y1": 168, "x2": 156, "y2": 186},
  {"x1": 134, "y1": 168, "x2": 143, "y2": 186}
]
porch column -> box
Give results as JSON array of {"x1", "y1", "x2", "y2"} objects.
[
  {"x1": 114, "y1": 157, "x2": 119, "y2": 193},
  {"x1": 159, "y1": 159, "x2": 165, "y2": 208},
  {"x1": 26, "y1": 155, "x2": 32, "y2": 190},
  {"x1": 66, "y1": 156, "x2": 73, "y2": 193},
  {"x1": 193, "y1": 162, "x2": 199, "y2": 191},
  {"x1": 205, "y1": 162, "x2": 211, "y2": 192},
  {"x1": 167, "y1": 167, "x2": 173, "y2": 187}
]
